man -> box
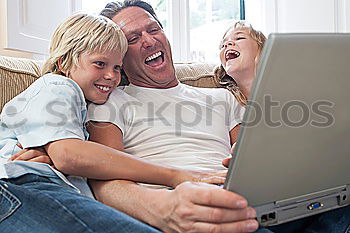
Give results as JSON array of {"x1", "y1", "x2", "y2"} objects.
[{"x1": 85, "y1": 1, "x2": 259, "y2": 232}]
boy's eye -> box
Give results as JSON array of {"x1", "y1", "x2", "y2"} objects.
[
  {"x1": 114, "y1": 65, "x2": 121, "y2": 72},
  {"x1": 94, "y1": 61, "x2": 105, "y2": 67}
]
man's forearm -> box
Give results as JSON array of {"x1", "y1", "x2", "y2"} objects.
[
  {"x1": 89, "y1": 179, "x2": 170, "y2": 230},
  {"x1": 90, "y1": 179, "x2": 259, "y2": 233}
]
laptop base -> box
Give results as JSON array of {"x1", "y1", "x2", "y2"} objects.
[{"x1": 256, "y1": 185, "x2": 350, "y2": 227}]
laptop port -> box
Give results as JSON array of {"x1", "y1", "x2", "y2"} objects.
[
  {"x1": 261, "y1": 214, "x2": 268, "y2": 223},
  {"x1": 307, "y1": 202, "x2": 323, "y2": 210},
  {"x1": 268, "y1": 212, "x2": 276, "y2": 220},
  {"x1": 337, "y1": 195, "x2": 349, "y2": 205},
  {"x1": 260, "y1": 212, "x2": 277, "y2": 223}
]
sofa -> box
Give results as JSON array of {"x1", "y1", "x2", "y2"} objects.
[{"x1": 0, "y1": 55, "x2": 224, "y2": 112}]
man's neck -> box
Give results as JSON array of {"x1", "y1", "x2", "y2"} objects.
[{"x1": 129, "y1": 78, "x2": 179, "y2": 89}]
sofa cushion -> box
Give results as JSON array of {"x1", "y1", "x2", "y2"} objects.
[
  {"x1": 0, "y1": 56, "x2": 222, "y2": 112},
  {"x1": 174, "y1": 63, "x2": 221, "y2": 88},
  {"x1": 0, "y1": 56, "x2": 42, "y2": 111}
]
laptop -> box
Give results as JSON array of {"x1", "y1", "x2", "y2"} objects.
[{"x1": 224, "y1": 33, "x2": 350, "y2": 227}]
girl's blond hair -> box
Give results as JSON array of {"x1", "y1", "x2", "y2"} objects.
[{"x1": 42, "y1": 13, "x2": 128, "y2": 76}]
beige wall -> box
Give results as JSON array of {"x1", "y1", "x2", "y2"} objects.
[{"x1": 0, "y1": 0, "x2": 34, "y2": 58}]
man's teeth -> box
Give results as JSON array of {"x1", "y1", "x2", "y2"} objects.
[
  {"x1": 96, "y1": 85, "x2": 110, "y2": 91},
  {"x1": 146, "y1": 51, "x2": 162, "y2": 62}
]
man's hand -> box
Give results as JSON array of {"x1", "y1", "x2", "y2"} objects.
[
  {"x1": 158, "y1": 182, "x2": 259, "y2": 233},
  {"x1": 8, "y1": 144, "x2": 53, "y2": 166},
  {"x1": 222, "y1": 157, "x2": 231, "y2": 168},
  {"x1": 222, "y1": 142, "x2": 236, "y2": 168}
]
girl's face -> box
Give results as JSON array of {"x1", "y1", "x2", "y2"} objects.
[
  {"x1": 219, "y1": 27, "x2": 260, "y2": 77},
  {"x1": 69, "y1": 50, "x2": 123, "y2": 104}
]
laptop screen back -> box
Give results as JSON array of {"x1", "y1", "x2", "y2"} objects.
[{"x1": 224, "y1": 33, "x2": 350, "y2": 207}]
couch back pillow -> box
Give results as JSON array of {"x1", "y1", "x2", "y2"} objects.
[{"x1": 0, "y1": 56, "x2": 221, "y2": 112}]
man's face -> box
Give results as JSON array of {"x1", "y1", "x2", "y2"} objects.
[{"x1": 112, "y1": 7, "x2": 177, "y2": 88}]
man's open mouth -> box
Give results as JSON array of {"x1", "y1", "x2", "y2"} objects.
[
  {"x1": 225, "y1": 50, "x2": 240, "y2": 61},
  {"x1": 145, "y1": 51, "x2": 164, "y2": 67}
]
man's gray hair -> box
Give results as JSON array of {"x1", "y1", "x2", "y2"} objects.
[{"x1": 100, "y1": 0, "x2": 163, "y2": 28}]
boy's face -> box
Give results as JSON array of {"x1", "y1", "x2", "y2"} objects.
[{"x1": 69, "y1": 50, "x2": 123, "y2": 104}]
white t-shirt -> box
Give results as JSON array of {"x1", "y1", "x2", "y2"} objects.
[{"x1": 88, "y1": 83, "x2": 245, "y2": 171}]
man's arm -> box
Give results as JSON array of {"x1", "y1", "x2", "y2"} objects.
[
  {"x1": 222, "y1": 124, "x2": 241, "y2": 168},
  {"x1": 88, "y1": 122, "x2": 258, "y2": 233},
  {"x1": 90, "y1": 179, "x2": 258, "y2": 233},
  {"x1": 229, "y1": 124, "x2": 240, "y2": 146}
]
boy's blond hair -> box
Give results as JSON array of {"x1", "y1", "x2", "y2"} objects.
[{"x1": 42, "y1": 13, "x2": 127, "y2": 76}]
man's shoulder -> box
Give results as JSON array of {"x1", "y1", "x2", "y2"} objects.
[
  {"x1": 180, "y1": 84, "x2": 242, "y2": 110},
  {"x1": 110, "y1": 86, "x2": 132, "y2": 97},
  {"x1": 107, "y1": 86, "x2": 138, "y2": 105},
  {"x1": 180, "y1": 83, "x2": 231, "y2": 97}
]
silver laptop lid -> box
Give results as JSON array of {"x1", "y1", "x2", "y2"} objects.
[{"x1": 224, "y1": 33, "x2": 350, "y2": 207}]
